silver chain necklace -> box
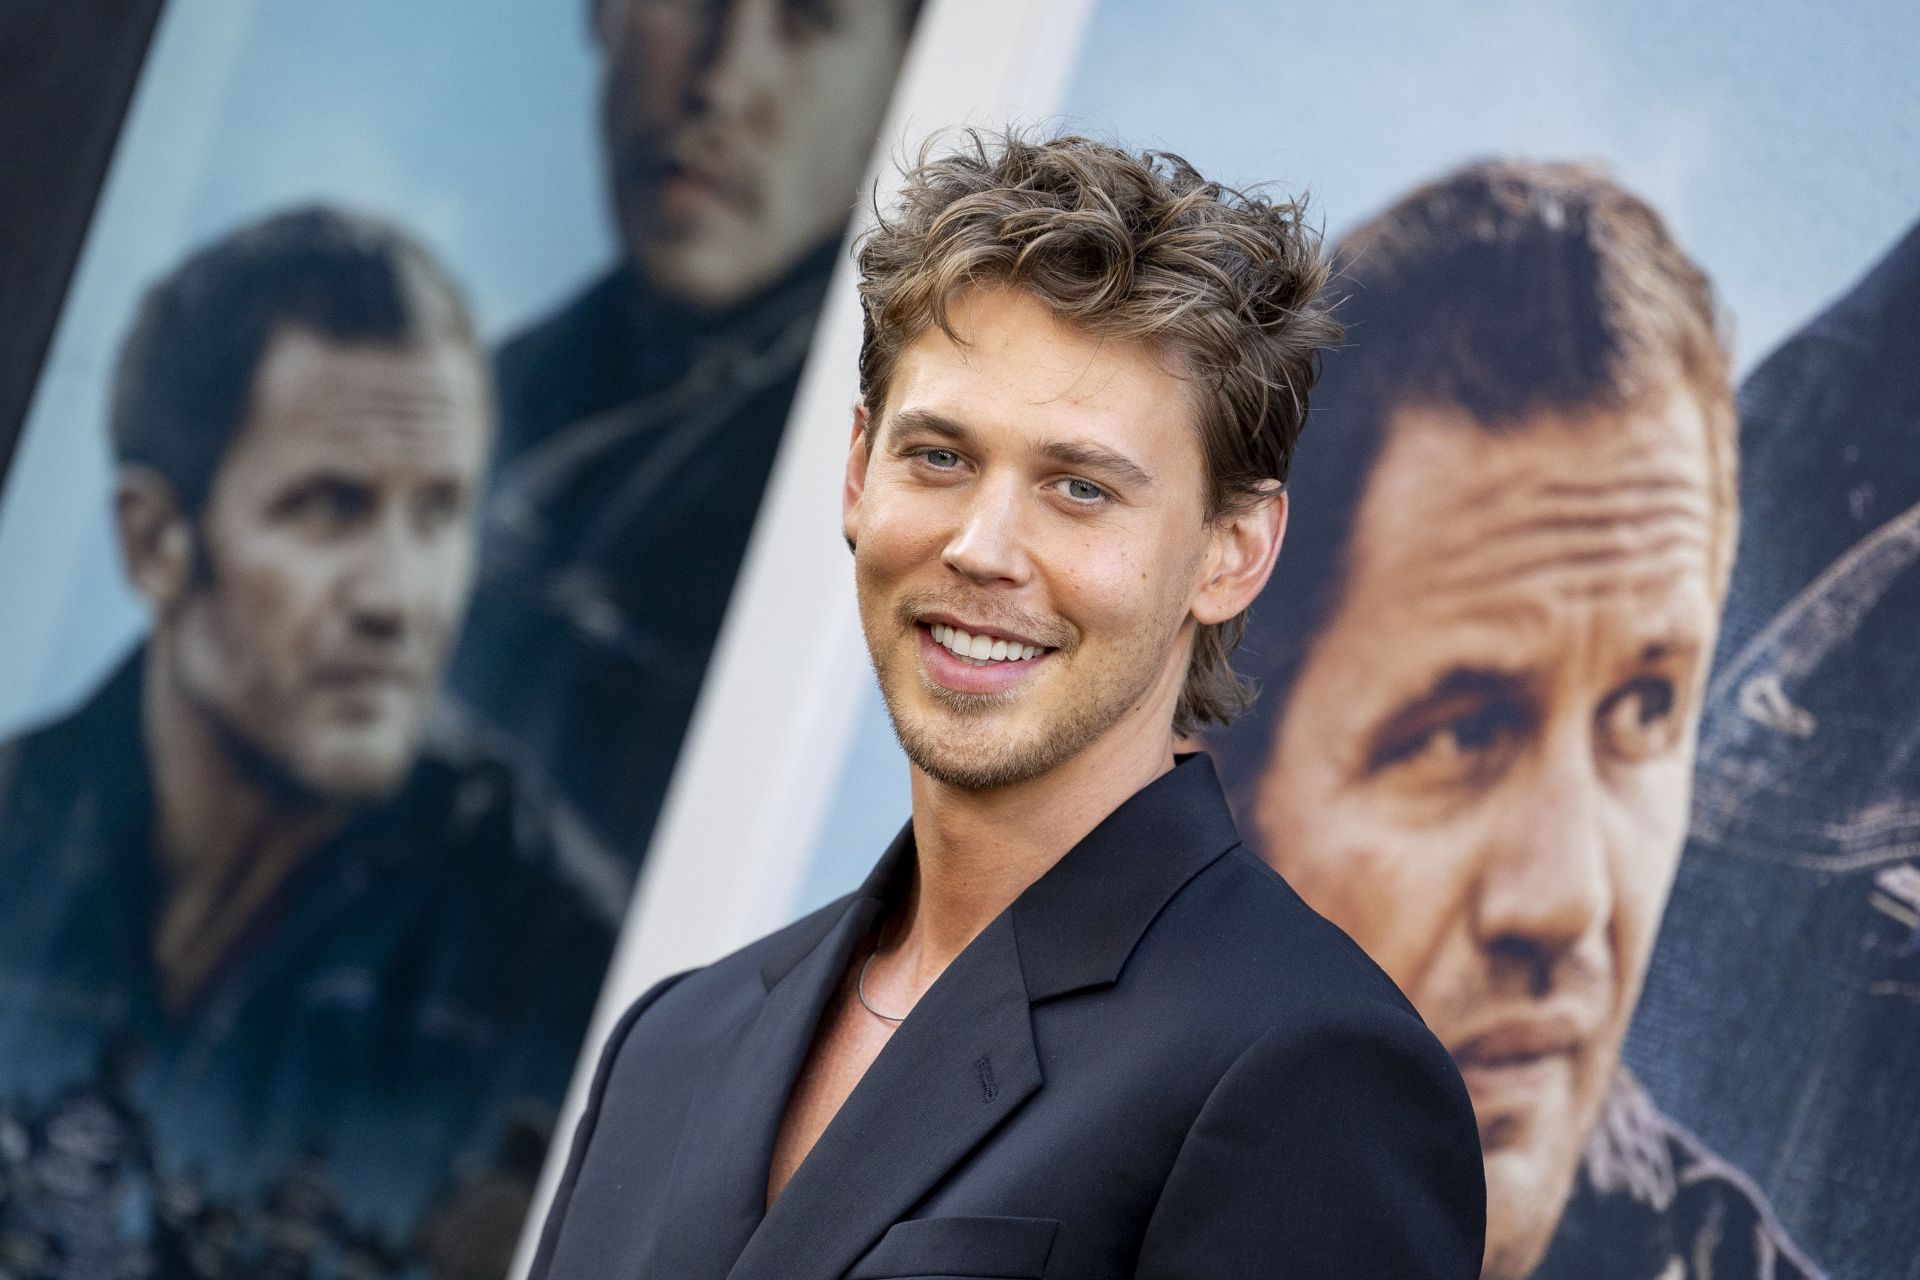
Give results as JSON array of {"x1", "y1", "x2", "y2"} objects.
[{"x1": 857, "y1": 952, "x2": 909, "y2": 1024}]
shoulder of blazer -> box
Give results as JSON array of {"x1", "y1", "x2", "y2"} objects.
[
  {"x1": 1158, "y1": 844, "x2": 1430, "y2": 1029},
  {"x1": 527, "y1": 968, "x2": 693, "y2": 1280},
  {"x1": 525, "y1": 885, "x2": 875, "y2": 1278}
]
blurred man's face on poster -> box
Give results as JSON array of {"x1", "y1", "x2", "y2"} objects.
[
  {"x1": 164, "y1": 328, "x2": 490, "y2": 801},
  {"x1": 847, "y1": 287, "x2": 1223, "y2": 791},
  {"x1": 597, "y1": 0, "x2": 912, "y2": 310},
  {"x1": 1246, "y1": 389, "x2": 1722, "y2": 1279}
]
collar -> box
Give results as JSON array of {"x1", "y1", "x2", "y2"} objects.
[
  {"x1": 1010, "y1": 752, "x2": 1243, "y2": 1000},
  {"x1": 762, "y1": 753, "x2": 1243, "y2": 1001},
  {"x1": 603, "y1": 238, "x2": 840, "y2": 388}
]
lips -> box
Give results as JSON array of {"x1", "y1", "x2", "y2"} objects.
[
  {"x1": 916, "y1": 623, "x2": 1053, "y2": 696},
  {"x1": 656, "y1": 139, "x2": 758, "y2": 216},
  {"x1": 1452, "y1": 1013, "x2": 1585, "y2": 1068},
  {"x1": 1448, "y1": 1011, "x2": 1589, "y2": 1137},
  {"x1": 917, "y1": 611, "x2": 1055, "y2": 653},
  {"x1": 313, "y1": 663, "x2": 422, "y2": 694}
]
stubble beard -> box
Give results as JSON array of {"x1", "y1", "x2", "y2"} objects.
[
  {"x1": 1439, "y1": 966, "x2": 1622, "y2": 1280},
  {"x1": 169, "y1": 589, "x2": 420, "y2": 808},
  {"x1": 869, "y1": 595, "x2": 1184, "y2": 793}
]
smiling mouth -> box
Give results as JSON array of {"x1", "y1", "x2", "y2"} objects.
[{"x1": 926, "y1": 622, "x2": 1050, "y2": 666}]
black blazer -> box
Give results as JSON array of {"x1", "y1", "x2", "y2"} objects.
[{"x1": 532, "y1": 754, "x2": 1484, "y2": 1279}]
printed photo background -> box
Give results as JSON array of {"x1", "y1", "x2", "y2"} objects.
[
  {"x1": 800, "y1": 1, "x2": 1920, "y2": 1277},
  {"x1": 0, "y1": 2, "x2": 918, "y2": 1277}
]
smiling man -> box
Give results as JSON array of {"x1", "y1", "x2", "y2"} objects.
[
  {"x1": 0, "y1": 208, "x2": 616, "y2": 1264},
  {"x1": 531, "y1": 131, "x2": 1485, "y2": 1280},
  {"x1": 1208, "y1": 161, "x2": 1818, "y2": 1279}
]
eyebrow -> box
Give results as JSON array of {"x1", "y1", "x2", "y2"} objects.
[
  {"x1": 1399, "y1": 666, "x2": 1531, "y2": 714},
  {"x1": 886, "y1": 408, "x2": 1156, "y2": 491},
  {"x1": 1375, "y1": 634, "x2": 1702, "y2": 732}
]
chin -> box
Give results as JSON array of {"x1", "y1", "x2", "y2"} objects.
[
  {"x1": 637, "y1": 232, "x2": 778, "y2": 312},
  {"x1": 1480, "y1": 1130, "x2": 1583, "y2": 1280},
  {"x1": 291, "y1": 731, "x2": 419, "y2": 804},
  {"x1": 892, "y1": 716, "x2": 1039, "y2": 792}
]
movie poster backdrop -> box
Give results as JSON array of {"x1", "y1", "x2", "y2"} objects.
[
  {"x1": 0, "y1": 2, "x2": 917, "y2": 1276},
  {"x1": 790, "y1": 2, "x2": 1920, "y2": 1277},
  {"x1": 1077, "y1": 3, "x2": 1918, "y2": 1276}
]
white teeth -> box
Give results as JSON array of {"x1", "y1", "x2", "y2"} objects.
[{"x1": 927, "y1": 622, "x2": 1047, "y2": 664}]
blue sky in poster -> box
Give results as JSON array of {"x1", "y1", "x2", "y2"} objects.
[
  {"x1": 797, "y1": 0, "x2": 1920, "y2": 912},
  {"x1": 0, "y1": 3, "x2": 613, "y2": 730}
]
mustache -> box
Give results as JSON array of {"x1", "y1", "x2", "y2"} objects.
[
  {"x1": 1428, "y1": 943, "x2": 1616, "y2": 1051},
  {"x1": 616, "y1": 124, "x2": 764, "y2": 216},
  {"x1": 308, "y1": 637, "x2": 440, "y2": 692},
  {"x1": 894, "y1": 589, "x2": 1076, "y2": 651}
]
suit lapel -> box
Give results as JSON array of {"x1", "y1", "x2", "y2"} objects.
[
  {"x1": 652, "y1": 891, "x2": 884, "y2": 1280},
  {"x1": 667, "y1": 755, "x2": 1237, "y2": 1280},
  {"x1": 727, "y1": 912, "x2": 1042, "y2": 1280}
]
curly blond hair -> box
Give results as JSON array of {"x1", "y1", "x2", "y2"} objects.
[{"x1": 855, "y1": 129, "x2": 1341, "y2": 734}]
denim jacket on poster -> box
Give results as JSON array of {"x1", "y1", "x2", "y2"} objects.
[{"x1": 1628, "y1": 219, "x2": 1920, "y2": 1280}]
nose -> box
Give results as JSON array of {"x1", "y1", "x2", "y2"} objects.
[
  {"x1": 691, "y1": 0, "x2": 783, "y2": 125},
  {"x1": 941, "y1": 477, "x2": 1033, "y2": 589},
  {"x1": 340, "y1": 507, "x2": 437, "y2": 642},
  {"x1": 1471, "y1": 724, "x2": 1614, "y2": 993}
]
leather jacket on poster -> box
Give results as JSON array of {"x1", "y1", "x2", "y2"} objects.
[
  {"x1": 449, "y1": 248, "x2": 838, "y2": 873},
  {"x1": 0, "y1": 649, "x2": 617, "y2": 1274}
]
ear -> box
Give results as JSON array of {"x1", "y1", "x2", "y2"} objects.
[
  {"x1": 842, "y1": 400, "x2": 875, "y2": 552},
  {"x1": 1191, "y1": 486, "x2": 1288, "y2": 626},
  {"x1": 115, "y1": 466, "x2": 197, "y2": 613}
]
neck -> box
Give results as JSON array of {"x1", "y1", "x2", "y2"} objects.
[
  {"x1": 142, "y1": 637, "x2": 348, "y2": 1015},
  {"x1": 891, "y1": 718, "x2": 1178, "y2": 987}
]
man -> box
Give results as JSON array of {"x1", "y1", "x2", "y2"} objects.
[
  {"x1": 451, "y1": 0, "x2": 921, "y2": 864},
  {"x1": 0, "y1": 208, "x2": 616, "y2": 1263},
  {"x1": 1629, "y1": 218, "x2": 1920, "y2": 1279},
  {"x1": 532, "y1": 131, "x2": 1485, "y2": 1280},
  {"x1": 1207, "y1": 162, "x2": 1819, "y2": 1279}
]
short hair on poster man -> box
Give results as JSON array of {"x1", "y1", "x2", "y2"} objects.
[
  {"x1": 0, "y1": 205, "x2": 617, "y2": 1276},
  {"x1": 1208, "y1": 161, "x2": 1819, "y2": 1280}
]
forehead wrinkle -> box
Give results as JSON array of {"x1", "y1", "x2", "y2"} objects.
[
  {"x1": 1376, "y1": 391, "x2": 1718, "y2": 530},
  {"x1": 267, "y1": 404, "x2": 483, "y2": 476},
  {"x1": 1423, "y1": 526, "x2": 1715, "y2": 604},
  {"x1": 1408, "y1": 463, "x2": 1716, "y2": 591},
  {"x1": 1428, "y1": 453, "x2": 1712, "y2": 536},
  {"x1": 294, "y1": 402, "x2": 474, "y2": 447},
  {"x1": 1472, "y1": 497, "x2": 1716, "y2": 556},
  {"x1": 1533, "y1": 473, "x2": 1709, "y2": 503}
]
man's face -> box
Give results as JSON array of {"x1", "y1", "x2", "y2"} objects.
[
  {"x1": 168, "y1": 327, "x2": 490, "y2": 801},
  {"x1": 598, "y1": 0, "x2": 911, "y2": 310},
  {"x1": 846, "y1": 287, "x2": 1219, "y2": 791},
  {"x1": 1247, "y1": 392, "x2": 1723, "y2": 1279}
]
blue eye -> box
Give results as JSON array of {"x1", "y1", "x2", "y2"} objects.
[
  {"x1": 923, "y1": 448, "x2": 961, "y2": 468},
  {"x1": 1060, "y1": 477, "x2": 1108, "y2": 503}
]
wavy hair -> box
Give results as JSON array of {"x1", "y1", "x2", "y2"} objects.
[{"x1": 855, "y1": 129, "x2": 1341, "y2": 735}]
